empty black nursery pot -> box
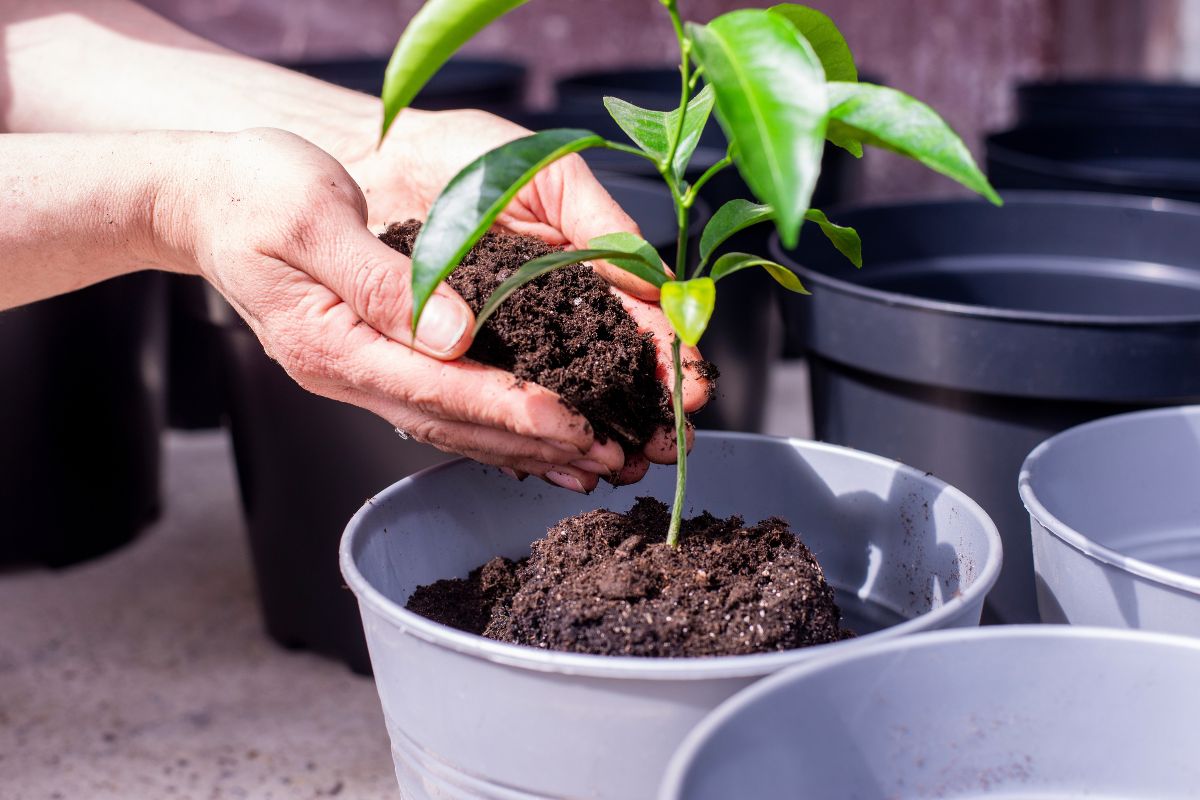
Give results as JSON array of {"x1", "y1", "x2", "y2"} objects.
[
  {"x1": 1015, "y1": 80, "x2": 1200, "y2": 128},
  {"x1": 772, "y1": 192, "x2": 1200, "y2": 624},
  {"x1": 987, "y1": 123, "x2": 1200, "y2": 204},
  {"x1": 216, "y1": 175, "x2": 697, "y2": 673},
  {"x1": 0, "y1": 273, "x2": 167, "y2": 566},
  {"x1": 289, "y1": 57, "x2": 526, "y2": 113}
]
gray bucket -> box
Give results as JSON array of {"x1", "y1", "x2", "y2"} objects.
[
  {"x1": 661, "y1": 626, "x2": 1200, "y2": 799},
  {"x1": 341, "y1": 432, "x2": 1001, "y2": 800},
  {"x1": 771, "y1": 192, "x2": 1200, "y2": 624},
  {"x1": 1020, "y1": 406, "x2": 1200, "y2": 632}
]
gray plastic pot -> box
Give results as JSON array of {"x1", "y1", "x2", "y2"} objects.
[
  {"x1": 661, "y1": 626, "x2": 1200, "y2": 800},
  {"x1": 772, "y1": 192, "x2": 1200, "y2": 624},
  {"x1": 1020, "y1": 406, "x2": 1200, "y2": 633},
  {"x1": 341, "y1": 432, "x2": 1002, "y2": 800}
]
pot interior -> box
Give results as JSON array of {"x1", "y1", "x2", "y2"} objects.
[
  {"x1": 1022, "y1": 406, "x2": 1200, "y2": 584},
  {"x1": 346, "y1": 434, "x2": 1000, "y2": 651}
]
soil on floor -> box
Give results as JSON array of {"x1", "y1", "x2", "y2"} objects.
[
  {"x1": 406, "y1": 498, "x2": 853, "y2": 658},
  {"x1": 380, "y1": 221, "x2": 679, "y2": 452}
]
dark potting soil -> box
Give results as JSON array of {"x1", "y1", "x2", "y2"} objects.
[
  {"x1": 379, "y1": 221, "x2": 675, "y2": 451},
  {"x1": 406, "y1": 498, "x2": 852, "y2": 658}
]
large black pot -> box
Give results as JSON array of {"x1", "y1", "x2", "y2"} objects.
[
  {"x1": 987, "y1": 124, "x2": 1200, "y2": 204},
  {"x1": 219, "y1": 175, "x2": 700, "y2": 672},
  {"x1": 1015, "y1": 80, "x2": 1200, "y2": 128},
  {"x1": 0, "y1": 273, "x2": 166, "y2": 566},
  {"x1": 289, "y1": 57, "x2": 526, "y2": 113},
  {"x1": 772, "y1": 192, "x2": 1200, "y2": 624}
]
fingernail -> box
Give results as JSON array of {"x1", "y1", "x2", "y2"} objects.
[
  {"x1": 546, "y1": 469, "x2": 585, "y2": 493},
  {"x1": 499, "y1": 467, "x2": 519, "y2": 480},
  {"x1": 570, "y1": 458, "x2": 609, "y2": 473},
  {"x1": 415, "y1": 293, "x2": 469, "y2": 356}
]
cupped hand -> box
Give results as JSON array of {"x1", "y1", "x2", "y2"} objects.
[
  {"x1": 342, "y1": 108, "x2": 710, "y2": 481},
  {"x1": 165, "y1": 128, "x2": 627, "y2": 493}
]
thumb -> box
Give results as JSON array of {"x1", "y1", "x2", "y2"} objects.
[{"x1": 297, "y1": 220, "x2": 475, "y2": 361}]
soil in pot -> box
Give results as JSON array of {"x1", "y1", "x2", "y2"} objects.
[
  {"x1": 381, "y1": 221, "x2": 675, "y2": 453},
  {"x1": 381, "y1": 223, "x2": 849, "y2": 657}
]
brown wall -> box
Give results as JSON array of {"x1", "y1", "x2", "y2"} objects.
[{"x1": 146, "y1": 0, "x2": 1184, "y2": 202}]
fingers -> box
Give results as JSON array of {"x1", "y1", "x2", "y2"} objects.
[
  {"x1": 644, "y1": 422, "x2": 696, "y2": 465},
  {"x1": 285, "y1": 204, "x2": 476, "y2": 361},
  {"x1": 610, "y1": 452, "x2": 651, "y2": 486},
  {"x1": 610, "y1": 287, "x2": 711, "y2": 413}
]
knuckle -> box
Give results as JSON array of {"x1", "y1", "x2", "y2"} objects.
[{"x1": 351, "y1": 257, "x2": 411, "y2": 334}]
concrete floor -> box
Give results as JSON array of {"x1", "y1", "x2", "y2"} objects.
[{"x1": 0, "y1": 362, "x2": 811, "y2": 800}]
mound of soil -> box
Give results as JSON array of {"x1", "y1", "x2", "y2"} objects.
[
  {"x1": 406, "y1": 498, "x2": 852, "y2": 658},
  {"x1": 380, "y1": 221, "x2": 674, "y2": 451}
]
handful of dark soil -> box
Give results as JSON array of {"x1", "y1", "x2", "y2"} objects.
[
  {"x1": 380, "y1": 221, "x2": 674, "y2": 451},
  {"x1": 407, "y1": 498, "x2": 852, "y2": 658}
]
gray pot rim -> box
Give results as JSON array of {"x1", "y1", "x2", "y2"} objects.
[
  {"x1": 659, "y1": 625, "x2": 1200, "y2": 796},
  {"x1": 1018, "y1": 405, "x2": 1200, "y2": 597},
  {"x1": 772, "y1": 190, "x2": 1200, "y2": 329},
  {"x1": 339, "y1": 431, "x2": 1003, "y2": 681}
]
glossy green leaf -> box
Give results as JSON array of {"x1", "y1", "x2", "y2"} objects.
[
  {"x1": 473, "y1": 249, "x2": 658, "y2": 335},
  {"x1": 688, "y1": 10, "x2": 828, "y2": 249},
  {"x1": 381, "y1": 0, "x2": 529, "y2": 138},
  {"x1": 603, "y1": 85, "x2": 715, "y2": 178},
  {"x1": 587, "y1": 233, "x2": 668, "y2": 287},
  {"x1": 661, "y1": 278, "x2": 716, "y2": 347},
  {"x1": 768, "y1": 4, "x2": 858, "y2": 82},
  {"x1": 699, "y1": 199, "x2": 774, "y2": 265},
  {"x1": 710, "y1": 253, "x2": 809, "y2": 294},
  {"x1": 410, "y1": 129, "x2": 604, "y2": 330},
  {"x1": 827, "y1": 82, "x2": 1002, "y2": 204},
  {"x1": 805, "y1": 208, "x2": 862, "y2": 268}
]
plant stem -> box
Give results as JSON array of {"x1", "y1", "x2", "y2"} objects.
[
  {"x1": 682, "y1": 151, "x2": 733, "y2": 211},
  {"x1": 666, "y1": 336, "x2": 688, "y2": 547},
  {"x1": 600, "y1": 140, "x2": 661, "y2": 163},
  {"x1": 661, "y1": 0, "x2": 691, "y2": 177}
]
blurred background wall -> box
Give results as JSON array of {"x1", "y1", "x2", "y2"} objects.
[{"x1": 143, "y1": 0, "x2": 1200, "y2": 201}]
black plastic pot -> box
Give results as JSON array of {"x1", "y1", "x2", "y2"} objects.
[
  {"x1": 1015, "y1": 80, "x2": 1200, "y2": 127},
  {"x1": 987, "y1": 124, "x2": 1200, "y2": 203},
  {"x1": 772, "y1": 192, "x2": 1200, "y2": 624},
  {"x1": 219, "y1": 175, "x2": 699, "y2": 672},
  {"x1": 288, "y1": 57, "x2": 526, "y2": 113},
  {"x1": 165, "y1": 275, "x2": 226, "y2": 429},
  {"x1": 0, "y1": 273, "x2": 167, "y2": 566}
]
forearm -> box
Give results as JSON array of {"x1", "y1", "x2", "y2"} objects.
[
  {"x1": 0, "y1": 0, "x2": 385, "y2": 165},
  {"x1": 0, "y1": 131, "x2": 185, "y2": 309}
]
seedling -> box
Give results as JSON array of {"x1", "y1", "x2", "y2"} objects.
[{"x1": 381, "y1": 0, "x2": 1001, "y2": 547}]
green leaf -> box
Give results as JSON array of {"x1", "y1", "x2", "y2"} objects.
[
  {"x1": 602, "y1": 85, "x2": 716, "y2": 178},
  {"x1": 473, "y1": 249, "x2": 659, "y2": 335},
  {"x1": 381, "y1": 0, "x2": 529, "y2": 138},
  {"x1": 587, "y1": 232, "x2": 668, "y2": 287},
  {"x1": 688, "y1": 10, "x2": 828, "y2": 249},
  {"x1": 699, "y1": 199, "x2": 774, "y2": 265},
  {"x1": 410, "y1": 129, "x2": 604, "y2": 330},
  {"x1": 826, "y1": 82, "x2": 1003, "y2": 205},
  {"x1": 805, "y1": 208, "x2": 862, "y2": 268},
  {"x1": 768, "y1": 4, "x2": 858, "y2": 82},
  {"x1": 710, "y1": 253, "x2": 809, "y2": 294},
  {"x1": 661, "y1": 278, "x2": 716, "y2": 347}
]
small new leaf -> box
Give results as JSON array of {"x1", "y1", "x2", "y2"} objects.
[
  {"x1": 699, "y1": 199, "x2": 774, "y2": 265},
  {"x1": 805, "y1": 208, "x2": 862, "y2": 268},
  {"x1": 827, "y1": 82, "x2": 1002, "y2": 205},
  {"x1": 603, "y1": 85, "x2": 715, "y2": 179},
  {"x1": 410, "y1": 129, "x2": 603, "y2": 330},
  {"x1": 710, "y1": 253, "x2": 809, "y2": 294},
  {"x1": 474, "y1": 248, "x2": 658, "y2": 335},
  {"x1": 768, "y1": 4, "x2": 858, "y2": 82},
  {"x1": 587, "y1": 232, "x2": 668, "y2": 287},
  {"x1": 661, "y1": 278, "x2": 716, "y2": 347}
]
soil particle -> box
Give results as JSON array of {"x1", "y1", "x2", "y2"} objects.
[
  {"x1": 380, "y1": 221, "x2": 675, "y2": 450},
  {"x1": 406, "y1": 498, "x2": 852, "y2": 658}
]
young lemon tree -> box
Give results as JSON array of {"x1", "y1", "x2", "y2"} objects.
[{"x1": 381, "y1": 0, "x2": 1001, "y2": 547}]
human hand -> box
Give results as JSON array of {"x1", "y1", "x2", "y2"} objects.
[
  {"x1": 340, "y1": 109, "x2": 710, "y2": 483},
  {"x1": 160, "y1": 128, "x2": 630, "y2": 493}
]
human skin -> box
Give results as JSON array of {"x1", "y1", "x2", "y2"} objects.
[{"x1": 0, "y1": 1, "x2": 707, "y2": 492}]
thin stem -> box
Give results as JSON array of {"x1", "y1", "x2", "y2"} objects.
[
  {"x1": 682, "y1": 152, "x2": 733, "y2": 210},
  {"x1": 666, "y1": 337, "x2": 688, "y2": 548},
  {"x1": 600, "y1": 139, "x2": 660, "y2": 163},
  {"x1": 661, "y1": 0, "x2": 691, "y2": 176}
]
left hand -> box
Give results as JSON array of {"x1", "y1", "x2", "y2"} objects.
[{"x1": 341, "y1": 108, "x2": 711, "y2": 484}]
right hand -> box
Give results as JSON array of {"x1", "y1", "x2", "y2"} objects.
[{"x1": 159, "y1": 128, "x2": 627, "y2": 493}]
